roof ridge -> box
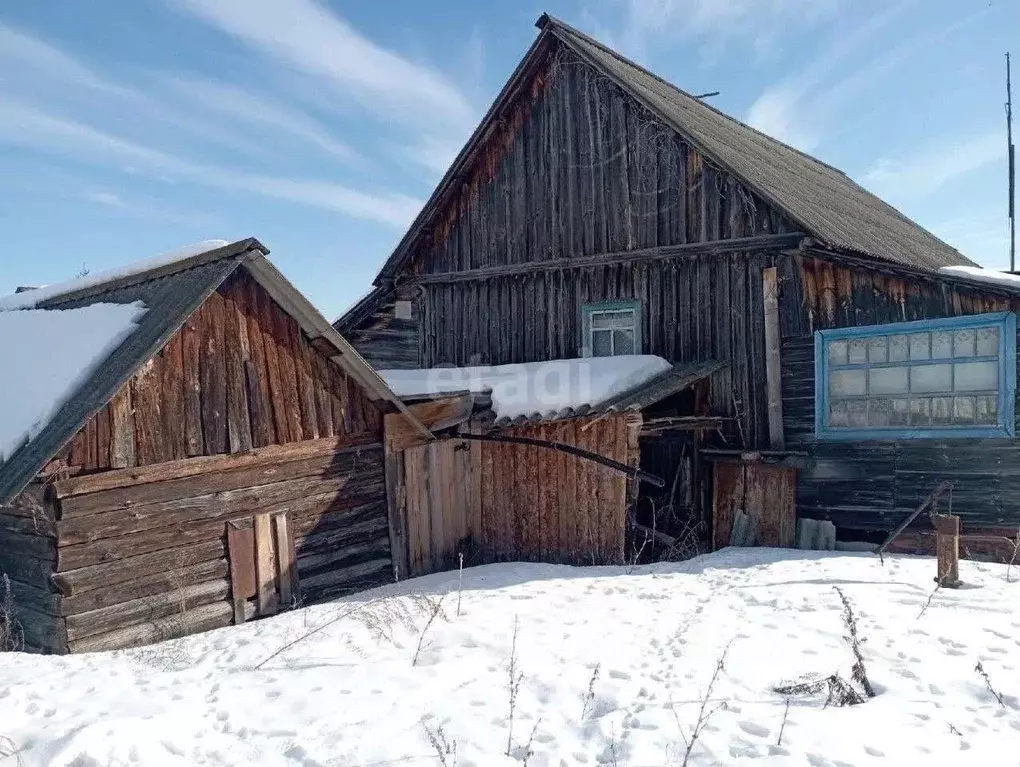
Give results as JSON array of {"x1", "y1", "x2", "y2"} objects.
[
  {"x1": 2, "y1": 239, "x2": 266, "y2": 311},
  {"x1": 537, "y1": 13, "x2": 850, "y2": 177}
]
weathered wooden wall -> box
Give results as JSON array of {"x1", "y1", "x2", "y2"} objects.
[
  {"x1": 390, "y1": 414, "x2": 640, "y2": 576},
  {"x1": 0, "y1": 485, "x2": 63, "y2": 652},
  {"x1": 3, "y1": 437, "x2": 389, "y2": 654},
  {"x1": 421, "y1": 251, "x2": 780, "y2": 448},
  {"x1": 347, "y1": 42, "x2": 795, "y2": 373},
  {"x1": 60, "y1": 270, "x2": 382, "y2": 474},
  {"x1": 778, "y1": 253, "x2": 1020, "y2": 533},
  {"x1": 1, "y1": 267, "x2": 394, "y2": 654},
  {"x1": 343, "y1": 286, "x2": 420, "y2": 370}
]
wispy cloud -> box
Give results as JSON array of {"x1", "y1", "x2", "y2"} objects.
[
  {"x1": 0, "y1": 100, "x2": 420, "y2": 227},
  {"x1": 744, "y1": 2, "x2": 990, "y2": 153},
  {"x1": 159, "y1": 74, "x2": 360, "y2": 163},
  {"x1": 168, "y1": 0, "x2": 475, "y2": 128},
  {"x1": 590, "y1": 0, "x2": 839, "y2": 62},
  {"x1": 862, "y1": 131, "x2": 1005, "y2": 200},
  {"x1": 84, "y1": 190, "x2": 128, "y2": 208}
]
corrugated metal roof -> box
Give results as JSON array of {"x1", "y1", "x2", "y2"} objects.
[
  {"x1": 539, "y1": 15, "x2": 971, "y2": 272},
  {"x1": 478, "y1": 359, "x2": 725, "y2": 428}
]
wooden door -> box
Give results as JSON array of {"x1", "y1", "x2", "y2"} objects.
[
  {"x1": 712, "y1": 462, "x2": 797, "y2": 550},
  {"x1": 226, "y1": 512, "x2": 300, "y2": 624}
]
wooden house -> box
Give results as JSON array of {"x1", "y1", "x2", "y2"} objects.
[
  {"x1": 0, "y1": 239, "x2": 430, "y2": 653},
  {"x1": 338, "y1": 14, "x2": 1020, "y2": 566}
]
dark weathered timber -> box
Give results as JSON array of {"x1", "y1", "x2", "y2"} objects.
[{"x1": 412, "y1": 234, "x2": 804, "y2": 284}]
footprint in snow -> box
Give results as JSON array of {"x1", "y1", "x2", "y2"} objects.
[
  {"x1": 607, "y1": 669, "x2": 631, "y2": 681},
  {"x1": 738, "y1": 720, "x2": 769, "y2": 738}
]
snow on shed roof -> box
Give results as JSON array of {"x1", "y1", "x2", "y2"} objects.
[
  {"x1": 0, "y1": 240, "x2": 229, "y2": 311},
  {"x1": 0, "y1": 303, "x2": 146, "y2": 463},
  {"x1": 380, "y1": 356, "x2": 675, "y2": 422}
]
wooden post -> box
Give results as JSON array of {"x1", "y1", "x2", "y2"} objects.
[
  {"x1": 762, "y1": 267, "x2": 785, "y2": 450},
  {"x1": 934, "y1": 514, "x2": 961, "y2": 587},
  {"x1": 254, "y1": 512, "x2": 278, "y2": 616}
]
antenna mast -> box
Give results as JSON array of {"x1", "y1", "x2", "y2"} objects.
[{"x1": 1009, "y1": 52, "x2": 1016, "y2": 271}]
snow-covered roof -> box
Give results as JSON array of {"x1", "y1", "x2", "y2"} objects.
[
  {"x1": 0, "y1": 239, "x2": 229, "y2": 311},
  {"x1": 939, "y1": 265, "x2": 1020, "y2": 292},
  {"x1": 380, "y1": 356, "x2": 674, "y2": 421},
  {"x1": 0, "y1": 303, "x2": 147, "y2": 462}
]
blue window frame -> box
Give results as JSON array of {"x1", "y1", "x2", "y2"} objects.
[
  {"x1": 582, "y1": 300, "x2": 642, "y2": 357},
  {"x1": 814, "y1": 312, "x2": 1016, "y2": 440}
]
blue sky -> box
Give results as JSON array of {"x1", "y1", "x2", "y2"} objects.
[{"x1": 0, "y1": 0, "x2": 1017, "y2": 320}]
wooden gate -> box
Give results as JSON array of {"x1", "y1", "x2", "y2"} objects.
[{"x1": 711, "y1": 460, "x2": 797, "y2": 549}]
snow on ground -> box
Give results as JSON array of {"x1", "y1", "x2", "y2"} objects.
[
  {"x1": 0, "y1": 302, "x2": 146, "y2": 462},
  {"x1": 3, "y1": 549, "x2": 1020, "y2": 766},
  {"x1": 380, "y1": 356, "x2": 673, "y2": 420},
  {"x1": 0, "y1": 240, "x2": 228, "y2": 311}
]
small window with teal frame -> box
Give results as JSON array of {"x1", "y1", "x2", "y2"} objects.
[
  {"x1": 815, "y1": 312, "x2": 1016, "y2": 440},
  {"x1": 582, "y1": 300, "x2": 642, "y2": 357}
]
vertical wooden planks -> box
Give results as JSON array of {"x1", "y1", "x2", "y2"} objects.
[
  {"x1": 201, "y1": 290, "x2": 228, "y2": 454},
  {"x1": 559, "y1": 420, "x2": 577, "y2": 563},
  {"x1": 131, "y1": 362, "x2": 166, "y2": 466},
  {"x1": 243, "y1": 276, "x2": 275, "y2": 447},
  {"x1": 181, "y1": 312, "x2": 204, "y2": 456},
  {"x1": 712, "y1": 463, "x2": 744, "y2": 550},
  {"x1": 109, "y1": 386, "x2": 135, "y2": 469},
  {"x1": 160, "y1": 334, "x2": 187, "y2": 460},
  {"x1": 762, "y1": 267, "x2": 785, "y2": 450},
  {"x1": 273, "y1": 513, "x2": 297, "y2": 608},
  {"x1": 254, "y1": 512, "x2": 278, "y2": 617},
  {"x1": 226, "y1": 519, "x2": 256, "y2": 625},
  {"x1": 257, "y1": 286, "x2": 289, "y2": 443},
  {"x1": 94, "y1": 403, "x2": 112, "y2": 471},
  {"x1": 273, "y1": 309, "x2": 304, "y2": 443},
  {"x1": 222, "y1": 284, "x2": 253, "y2": 454},
  {"x1": 295, "y1": 327, "x2": 319, "y2": 441}
]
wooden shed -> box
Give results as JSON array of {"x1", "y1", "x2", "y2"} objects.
[
  {"x1": 379, "y1": 357, "x2": 723, "y2": 575},
  {"x1": 0, "y1": 239, "x2": 428, "y2": 653}
]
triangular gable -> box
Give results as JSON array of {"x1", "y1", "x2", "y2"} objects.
[{"x1": 356, "y1": 13, "x2": 968, "y2": 314}]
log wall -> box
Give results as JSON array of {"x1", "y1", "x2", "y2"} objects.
[
  {"x1": 2, "y1": 437, "x2": 389, "y2": 654},
  {"x1": 778, "y1": 253, "x2": 1020, "y2": 534},
  {"x1": 60, "y1": 270, "x2": 382, "y2": 474},
  {"x1": 390, "y1": 414, "x2": 640, "y2": 577}
]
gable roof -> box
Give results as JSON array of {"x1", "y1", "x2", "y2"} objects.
[
  {"x1": 338, "y1": 14, "x2": 971, "y2": 331},
  {"x1": 0, "y1": 239, "x2": 418, "y2": 505}
]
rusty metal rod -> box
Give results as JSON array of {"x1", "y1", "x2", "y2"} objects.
[{"x1": 447, "y1": 433, "x2": 666, "y2": 487}]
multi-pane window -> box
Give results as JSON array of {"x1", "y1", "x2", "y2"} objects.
[
  {"x1": 582, "y1": 300, "x2": 642, "y2": 357},
  {"x1": 815, "y1": 313, "x2": 1016, "y2": 439}
]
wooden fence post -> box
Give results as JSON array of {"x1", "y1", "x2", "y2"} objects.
[{"x1": 934, "y1": 514, "x2": 961, "y2": 587}]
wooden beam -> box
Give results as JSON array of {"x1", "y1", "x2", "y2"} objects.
[
  {"x1": 409, "y1": 233, "x2": 806, "y2": 285},
  {"x1": 226, "y1": 519, "x2": 256, "y2": 625},
  {"x1": 384, "y1": 395, "x2": 474, "y2": 452},
  {"x1": 762, "y1": 267, "x2": 785, "y2": 450},
  {"x1": 273, "y1": 513, "x2": 296, "y2": 608},
  {"x1": 935, "y1": 514, "x2": 962, "y2": 588},
  {"x1": 254, "y1": 513, "x2": 277, "y2": 617}
]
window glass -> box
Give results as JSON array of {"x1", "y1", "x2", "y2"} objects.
[
  {"x1": 888, "y1": 335, "x2": 909, "y2": 361},
  {"x1": 910, "y1": 364, "x2": 952, "y2": 393},
  {"x1": 869, "y1": 366, "x2": 909, "y2": 395},
  {"x1": 848, "y1": 339, "x2": 868, "y2": 363},
  {"x1": 592, "y1": 330, "x2": 613, "y2": 357},
  {"x1": 909, "y1": 333, "x2": 930, "y2": 360},
  {"x1": 954, "y1": 328, "x2": 976, "y2": 357},
  {"x1": 584, "y1": 302, "x2": 641, "y2": 357},
  {"x1": 816, "y1": 313, "x2": 1012, "y2": 437},
  {"x1": 613, "y1": 329, "x2": 635, "y2": 355},
  {"x1": 954, "y1": 361, "x2": 998, "y2": 392},
  {"x1": 932, "y1": 331, "x2": 952, "y2": 359}
]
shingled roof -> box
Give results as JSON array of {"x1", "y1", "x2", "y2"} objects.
[{"x1": 539, "y1": 14, "x2": 971, "y2": 272}]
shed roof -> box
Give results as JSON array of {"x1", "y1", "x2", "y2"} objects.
[
  {"x1": 381, "y1": 357, "x2": 724, "y2": 429},
  {"x1": 0, "y1": 239, "x2": 411, "y2": 505}
]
